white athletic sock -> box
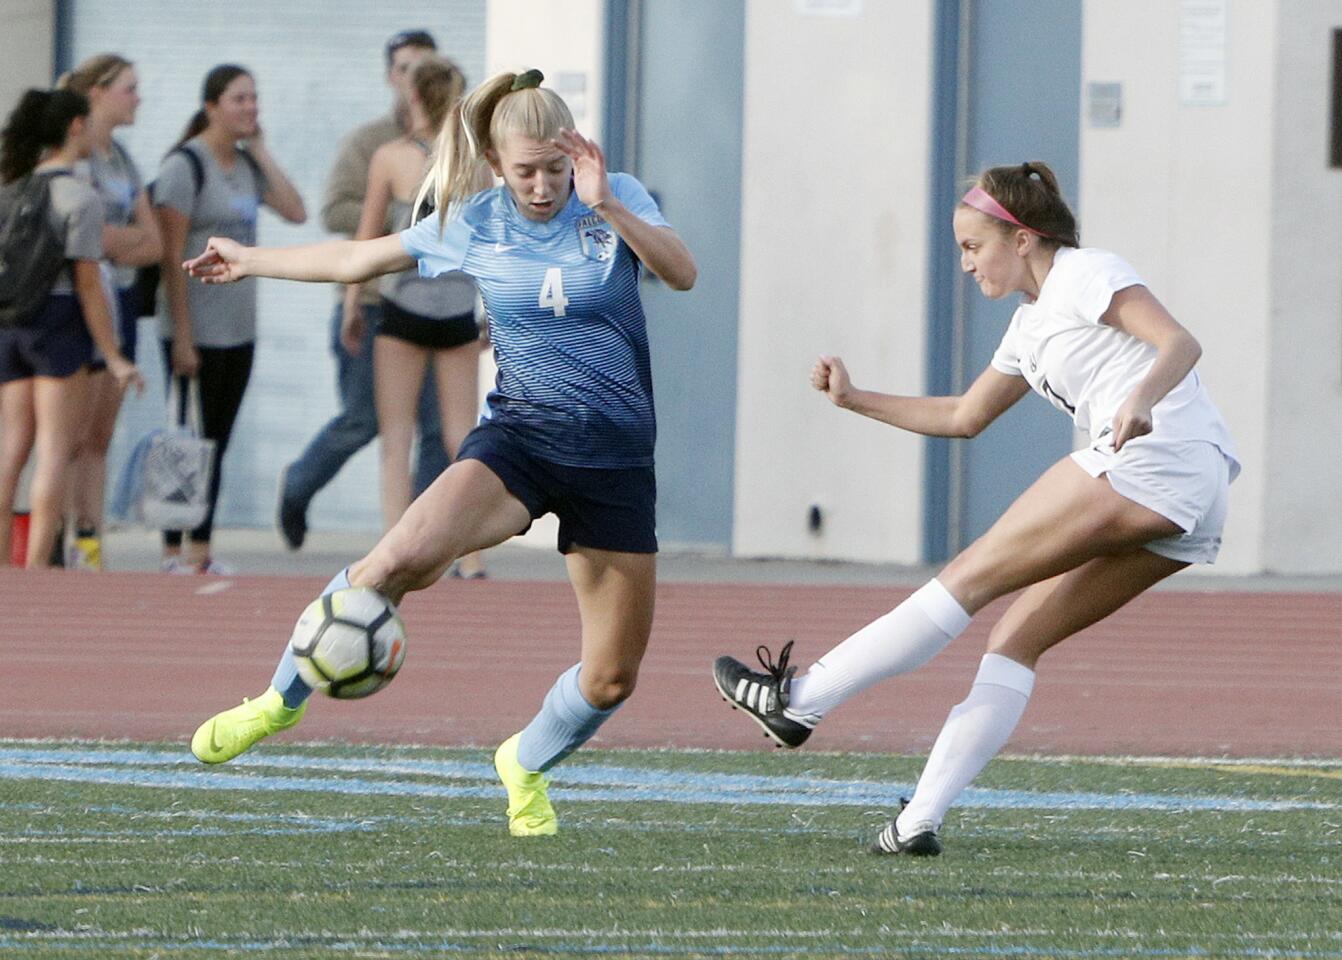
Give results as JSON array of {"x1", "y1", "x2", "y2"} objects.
[
  {"x1": 896, "y1": 653, "x2": 1036, "y2": 835},
  {"x1": 785, "y1": 579, "x2": 971, "y2": 721}
]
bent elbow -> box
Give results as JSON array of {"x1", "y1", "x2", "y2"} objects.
[
  {"x1": 1185, "y1": 332, "x2": 1203, "y2": 365},
  {"x1": 668, "y1": 268, "x2": 696, "y2": 291},
  {"x1": 948, "y1": 411, "x2": 983, "y2": 439}
]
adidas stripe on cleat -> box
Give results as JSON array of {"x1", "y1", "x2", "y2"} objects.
[
  {"x1": 712, "y1": 640, "x2": 818, "y2": 749},
  {"x1": 871, "y1": 798, "x2": 942, "y2": 857}
]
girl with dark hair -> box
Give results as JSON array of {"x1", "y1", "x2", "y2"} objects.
[
  {"x1": 713, "y1": 161, "x2": 1240, "y2": 857},
  {"x1": 59, "y1": 54, "x2": 162, "y2": 569},
  {"x1": 0, "y1": 89, "x2": 142, "y2": 567},
  {"x1": 153, "y1": 64, "x2": 305, "y2": 574}
]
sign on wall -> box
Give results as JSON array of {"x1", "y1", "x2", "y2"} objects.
[{"x1": 1179, "y1": 0, "x2": 1228, "y2": 105}]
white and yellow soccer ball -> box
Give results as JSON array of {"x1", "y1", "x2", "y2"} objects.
[{"x1": 288, "y1": 587, "x2": 407, "y2": 699}]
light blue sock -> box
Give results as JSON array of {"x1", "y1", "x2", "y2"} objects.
[
  {"x1": 515, "y1": 663, "x2": 619, "y2": 772},
  {"x1": 270, "y1": 568, "x2": 351, "y2": 709}
]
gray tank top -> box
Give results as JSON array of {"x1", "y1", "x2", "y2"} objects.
[{"x1": 379, "y1": 198, "x2": 477, "y2": 319}]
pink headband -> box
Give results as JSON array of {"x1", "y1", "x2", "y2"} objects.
[{"x1": 961, "y1": 185, "x2": 1048, "y2": 237}]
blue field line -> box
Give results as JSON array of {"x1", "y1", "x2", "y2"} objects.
[
  {"x1": 0, "y1": 745, "x2": 1333, "y2": 813},
  {"x1": 0, "y1": 937, "x2": 1339, "y2": 958}
]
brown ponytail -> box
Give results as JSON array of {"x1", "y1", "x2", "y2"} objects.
[
  {"x1": 0, "y1": 89, "x2": 90, "y2": 183},
  {"x1": 974, "y1": 161, "x2": 1080, "y2": 248},
  {"x1": 170, "y1": 63, "x2": 250, "y2": 154}
]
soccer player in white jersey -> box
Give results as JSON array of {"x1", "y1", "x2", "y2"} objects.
[
  {"x1": 182, "y1": 69, "x2": 696, "y2": 838},
  {"x1": 713, "y1": 161, "x2": 1239, "y2": 856}
]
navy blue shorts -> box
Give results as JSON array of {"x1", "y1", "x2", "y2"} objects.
[
  {"x1": 0, "y1": 294, "x2": 94, "y2": 384},
  {"x1": 88, "y1": 286, "x2": 140, "y2": 372},
  {"x1": 458, "y1": 420, "x2": 657, "y2": 555}
]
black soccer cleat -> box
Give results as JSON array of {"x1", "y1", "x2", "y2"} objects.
[
  {"x1": 870, "y1": 798, "x2": 942, "y2": 857},
  {"x1": 712, "y1": 640, "x2": 817, "y2": 749}
]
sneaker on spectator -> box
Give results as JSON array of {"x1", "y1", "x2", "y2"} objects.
[
  {"x1": 276, "y1": 465, "x2": 307, "y2": 551},
  {"x1": 68, "y1": 536, "x2": 102, "y2": 571}
]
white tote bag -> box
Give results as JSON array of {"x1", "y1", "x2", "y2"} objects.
[{"x1": 137, "y1": 377, "x2": 216, "y2": 530}]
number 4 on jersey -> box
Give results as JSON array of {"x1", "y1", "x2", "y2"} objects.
[{"x1": 539, "y1": 267, "x2": 569, "y2": 318}]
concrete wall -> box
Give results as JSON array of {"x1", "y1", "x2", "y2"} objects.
[
  {"x1": 484, "y1": 0, "x2": 604, "y2": 141},
  {"x1": 65, "y1": 1, "x2": 487, "y2": 535},
  {"x1": 0, "y1": 0, "x2": 55, "y2": 108},
  {"x1": 24, "y1": 0, "x2": 1340, "y2": 572},
  {"x1": 482, "y1": 0, "x2": 604, "y2": 550},
  {"x1": 1081, "y1": 0, "x2": 1340, "y2": 574},
  {"x1": 1265, "y1": 2, "x2": 1342, "y2": 573},
  {"x1": 732, "y1": 0, "x2": 936, "y2": 563}
]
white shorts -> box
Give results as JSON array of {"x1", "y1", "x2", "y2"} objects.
[{"x1": 1070, "y1": 436, "x2": 1232, "y2": 564}]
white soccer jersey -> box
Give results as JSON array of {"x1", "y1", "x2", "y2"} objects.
[{"x1": 990, "y1": 247, "x2": 1239, "y2": 477}]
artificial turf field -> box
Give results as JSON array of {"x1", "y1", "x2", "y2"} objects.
[{"x1": 2, "y1": 740, "x2": 1339, "y2": 959}]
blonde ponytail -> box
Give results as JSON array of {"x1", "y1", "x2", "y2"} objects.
[{"x1": 414, "y1": 68, "x2": 576, "y2": 228}]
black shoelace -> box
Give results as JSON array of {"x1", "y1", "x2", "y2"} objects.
[{"x1": 755, "y1": 640, "x2": 795, "y2": 684}]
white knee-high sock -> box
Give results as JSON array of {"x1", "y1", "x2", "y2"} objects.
[
  {"x1": 786, "y1": 579, "x2": 971, "y2": 721},
  {"x1": 896, "y1": 653, "x2": 1036, "y2": 835}
]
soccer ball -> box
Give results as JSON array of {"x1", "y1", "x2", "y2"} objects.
[{"x1": 289, "y1": 587, "x2": 407, "y2": 699}]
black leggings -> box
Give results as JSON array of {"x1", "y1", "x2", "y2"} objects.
[{"x1": 160, "y1": 340, "x2": 255, "y2": 546}]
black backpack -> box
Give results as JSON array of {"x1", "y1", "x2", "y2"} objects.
[
  {"x1": 133, "y1": 144, "x2": 262, "y2": 319},
  {"x1": 0, "y1": 170, "x2": 71, "y2": 328}
]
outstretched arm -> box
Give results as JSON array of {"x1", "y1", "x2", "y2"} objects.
[
  {"x1": 554, "y1": 129, "x2": 697, "y2": 291},
  {"x1": 184, "y1": 233, "x2": 414, "y2": 286},
  {"x1": 813, "y1": 355, "x2": 1030, "y2": 438}
]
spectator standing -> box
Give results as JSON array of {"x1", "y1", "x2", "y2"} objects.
[
  {"x1": 344, "y1": 55, "x2": 488, "y2": 577},
  {"x1": 0, "y1": 89, "x2": 141, "y2": 568},
  {"x1": 276, "y1": 29, "x2": 449, "y2": 551},
  {"x1": 59, "y1": 54, "x2": 162, "y2": 570},
  {"x1": 154, "y1": 64, "x2": 306, "y2": 574}
]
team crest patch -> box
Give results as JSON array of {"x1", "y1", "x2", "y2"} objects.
[{"x1": 577, "y1": 215, "x2": 616, "y2": 261}]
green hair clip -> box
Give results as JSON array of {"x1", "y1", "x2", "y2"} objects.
[{"x1": 510, "y1": 69, "x2": 544, "y2": 91}]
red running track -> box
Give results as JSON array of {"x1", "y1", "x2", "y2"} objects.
[{"x1": 4, "y1": 570, "x2": 1339, "y2": 757}]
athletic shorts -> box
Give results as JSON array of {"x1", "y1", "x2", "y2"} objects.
[
  {"x1": 0, "y1": 294, "x2": 94, "y2": 383},
  {"x1": 88, "y1": 286, "x2": 140, "y2": 372},
  {"x1": 377, "y1": 298, "x2": 479, "y2": 350},
  {"x1": 1071, "y1": 435, "x2": 1232, "y2": 564},
  {"x1": 457, "y1": 419, "x2": 658, "y2": 555}
]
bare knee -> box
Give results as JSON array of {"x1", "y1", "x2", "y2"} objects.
[
  {"x1": 351, "y1": 526, "x2": 452, "y2": 602},
  {"x1": 579, "y1": 665, "x2": 638, "y2": 710}
]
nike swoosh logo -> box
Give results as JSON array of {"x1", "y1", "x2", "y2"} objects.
[
  {"x1": 493, "y1": 242, "x2": 517, "y2": 253},
  {"x1": 209, "y1": 721, "x2": 224, "y2": 755}
]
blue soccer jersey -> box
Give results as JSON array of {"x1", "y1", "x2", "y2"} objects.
[{"x1": 401, "y1": 173, "x2": 669, "y2": 468}]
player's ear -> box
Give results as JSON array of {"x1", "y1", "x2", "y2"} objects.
[{"x1": 484, "y1": 147, "x2": 503, "y2": 177}]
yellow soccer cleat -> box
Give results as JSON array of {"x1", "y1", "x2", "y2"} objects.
[
  {"x1": 493, "y1": 733, "x2": 557, "y2": 837},
  {"x1": 190, "y1": 688, "x2": 306, "y2": 764}
]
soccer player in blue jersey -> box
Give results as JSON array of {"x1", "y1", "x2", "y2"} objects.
[{"x1": 182, "y1": 69, "x2": 695, "y2": 837}]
